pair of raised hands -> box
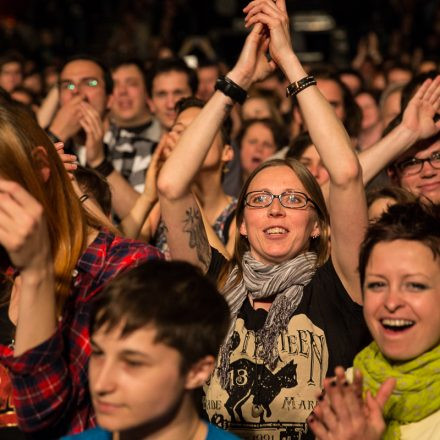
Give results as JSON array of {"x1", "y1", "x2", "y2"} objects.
[
  {"x1": 308, "y1": 366, "x2": 395, "y2": 440},
  {"x1": 228, "y1": 0, "x2": 294, "y2": 89}
]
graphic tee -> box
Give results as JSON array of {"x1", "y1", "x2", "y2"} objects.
[{"x1": 204, "y1": 250, "x2": 371, "y2": 440}]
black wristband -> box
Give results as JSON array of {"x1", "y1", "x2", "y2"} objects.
[
  {"x1": 286, "y1": 75, "x2": 317, "y2": 97},
  {"x1": 90, "y1": 159, "x2": 114, "y2": 177},
  {"x1": 215, "y1": 76, "x2": 247, "y2": 105}
]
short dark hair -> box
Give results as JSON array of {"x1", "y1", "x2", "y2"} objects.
[
  {"x1": 175, "y1": 96, "x2": 231, "y2": 145},
  {"x1": 90, "y1": 260, "x2": 230, "y2": 373},
  {"x1": 111, "y1": 58, "x2": 147, "y2": 89},
  {"x1": 359, "y1": 202, "x2": 440, "y2": 288},
  {"x1": 236, "y1": 118, "x2": 286, "y2": 151},
  {"x1": 286, "y1": 131, "x2": 314, "y2": 160},
  {"x1": 60, "y1": 55, "x2": 113, "y2": 95},
  {"x1": 0, "y1": 52, "x2": 24, "y2": 73},
  {"x1": 366, "y1": 186, "x2": 417, "y2": 209},
  {"x1": 74, "y1": 165, "x2": 112, "y2": 216},
  {"x1": 146, "y1": 57, "x2": 198, "y2": 98}
]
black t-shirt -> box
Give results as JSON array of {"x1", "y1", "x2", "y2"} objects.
[{"x1": 204, "y1": 249, "x2": 371, "y2": 440}]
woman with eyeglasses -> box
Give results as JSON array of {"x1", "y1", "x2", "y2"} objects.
[{"x1": 158, "y1": 1, "x2": 370, "y2": 439}]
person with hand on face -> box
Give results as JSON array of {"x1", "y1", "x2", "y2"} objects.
[
  {"x1": 309, "y1": 202, "x2": 440, "y2": 440},
  {"x1": 47, "y1": 56, "x2": 144, "y2": 219},
  {"x1": 0, "y1": 100, "x2": 161, "y2": 438},
  {"x1": 355, "y1": 75, "x2": 440, "y2": 204},
  {"x1": 157, "y1": 1, "x2": 370, "y2": 438},
  {"x1": 62, "y1": 260, "x2": 239, "y2": 440}
]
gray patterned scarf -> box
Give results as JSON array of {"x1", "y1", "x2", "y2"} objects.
[{"x1": 218, "y1": 251, "x2": 317, "y2": 389}]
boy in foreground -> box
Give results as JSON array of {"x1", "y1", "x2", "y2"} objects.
[{"x1": 63, "y1": 260, "x2": 239, "y2": 440}]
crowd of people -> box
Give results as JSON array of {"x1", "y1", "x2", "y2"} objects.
[{"x1": 0, "y1": 1, "x2": 439, "y2": 439}]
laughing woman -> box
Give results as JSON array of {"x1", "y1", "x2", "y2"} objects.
[
  {"x1": 157, "y1": 1, "x2": 371, "y2": 439},
  {"x1": 309, "y1": 202, "x2": 440, "y2": 440}
]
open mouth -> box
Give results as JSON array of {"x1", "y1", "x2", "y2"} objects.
[
  {"x1": 380, "y1": 318, "x2": 415, "y2": 332},
  {"x1": 251, "y1": 157, "x2": 262, "y2": 165},
  {"x1": 264, "y1": 227, "x2": 288, "y2": 236}
]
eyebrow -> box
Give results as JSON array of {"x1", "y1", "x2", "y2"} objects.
[{"x1": 119, "y1": 350, "x2": 153, "y2": 360}]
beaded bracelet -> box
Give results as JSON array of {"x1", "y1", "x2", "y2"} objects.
[{"x1": 286, "y1": 75, "x2": 317, "y2": 97}]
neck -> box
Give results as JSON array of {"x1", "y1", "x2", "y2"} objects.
[
  {"x1": 194, "y1": 171, "x2": 230, "y2": 224},
  {"x1": 113, "y1": 111, "x2": 151, "y2": 128},
  {"x1": 117, "y1": 394, "x2": 205, "y2": 440}
]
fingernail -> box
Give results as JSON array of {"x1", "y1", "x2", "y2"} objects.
[
  {"x1": 318, "y1": 394, "x2": 324, "y2": 401},
  {"x1": 343, "y1": 381, "x2": 349, "y2": 387},
  {"x1": 308, "y1": 416, "x2": 314, "y2": 423},
  {"x1": 330, "y1": 379, "x2": 337, "y2": 387}
]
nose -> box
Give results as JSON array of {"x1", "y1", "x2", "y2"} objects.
[
  {"x1": 116, "y1": 84, "x2": 127, "y2": 96},
  {"x1": 383, "y1": 287, "x2": 404, "y2": 313},
  {"x1": 268, "y1": 196, "x2": 285, "y2": 216},
  {"x1": 419, "y1": 159, "x2": 437, "y2": 177},
  {"x1": 91, "y1": 359, "x2": 116, "y2": 396},
  {"x1": 165, "y1": 94, "x2": 176, "y2": 110}
]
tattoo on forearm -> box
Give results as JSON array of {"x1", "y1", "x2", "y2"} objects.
[{"x1": 182, "y1": 206, "x2": 211, "y2": 270}]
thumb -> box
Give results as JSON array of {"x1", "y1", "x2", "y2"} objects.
[{"x1": 375, "y1": 377, "x2": 396, "y2": 410}]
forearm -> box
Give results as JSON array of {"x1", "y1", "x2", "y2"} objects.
[
  {"x1": 120, "y1": 195, "x2": 157, "y2": 239},
  {"x1": 107, "y1": 170, "x2": 141, "y2": 218},
  {"x1": 280, "y1": 53, "x2": 359, "y2": 184},
  {"x1": 14, "y1": 267, "x2": 56, "y2": 357},
  {"x1": 359, "y1": 124, "x2": 418, "y2": 184}
]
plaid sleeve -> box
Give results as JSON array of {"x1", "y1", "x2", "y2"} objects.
[
  {"x1": 0, "y1": 329, "x2": 76, "y2": 432},
  {"x1": 0, "y1": 236, "x2": 162, "y2": 435}
]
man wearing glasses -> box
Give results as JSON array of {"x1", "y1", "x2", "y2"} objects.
[
  {"x1": 48, "y1": 56, "x2": 142, "y2": 218},
  {"x1": 390, "y1": 138, "x2": 440, "y2": 203}
]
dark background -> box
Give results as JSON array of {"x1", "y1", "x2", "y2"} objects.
[{"x1": 0, "y1": 0, "x2": 439, "y2": 68}]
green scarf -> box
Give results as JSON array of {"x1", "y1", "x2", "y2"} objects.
[{"x1": 354, "y1": 342, "x2": 440, "y2": 440}]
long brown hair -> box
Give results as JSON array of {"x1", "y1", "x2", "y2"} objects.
[
  {"x1": 218, "y1": 158, "x2": 330, "y2": 288},
  {"x1": 0, "y1": 102, "x2": 104, "y2": 309}
]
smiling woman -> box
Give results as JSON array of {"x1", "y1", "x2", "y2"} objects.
[
  {"x1": 309, "y1": 202, "x2": 440, "y2": 440},
  {"x1": 157, "y1": 1, "x2": 371, "y2": 438}
]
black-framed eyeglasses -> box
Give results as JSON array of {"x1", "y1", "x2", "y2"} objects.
[
  {"x1": 396, "y1": 151, "x2": 440, "y2": 176},
  {"x1": 59, "y1": 77, "x2": 100, "y2": 92},
  {"x1": 244, "y1": 190, "x2": 317, "y2": 209}
]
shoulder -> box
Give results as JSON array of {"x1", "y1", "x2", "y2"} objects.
[
  {"x1": 205, "y1": 422, "x2": 241, "y2": 439},
  {"x1": 305, "y1": 258, "x2": 362, "y2": 313},
  {"x1": 77, "y1": 230, "x2": 163, "y2": 286}
]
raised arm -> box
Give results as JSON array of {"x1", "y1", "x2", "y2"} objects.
[
  {"x1": 120, "y1": 134, "x2": 169, "y2": 238},
  {"x1": 0, "y1": 180, "x2": 56, "y2": 356},
  {"x1": 359, "y1": 75, "x2": 440, "y2": 185},
  {"x1": 245, "y1": 0, "x2": 366, "y2": 303},
  {"x1": 157, "y1": 22, "x2": 275, "y2": 271}
]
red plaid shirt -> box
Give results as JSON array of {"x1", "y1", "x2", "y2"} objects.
[{"x1": 0, "y1": 230, "x2": 162, "y2": 438}]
